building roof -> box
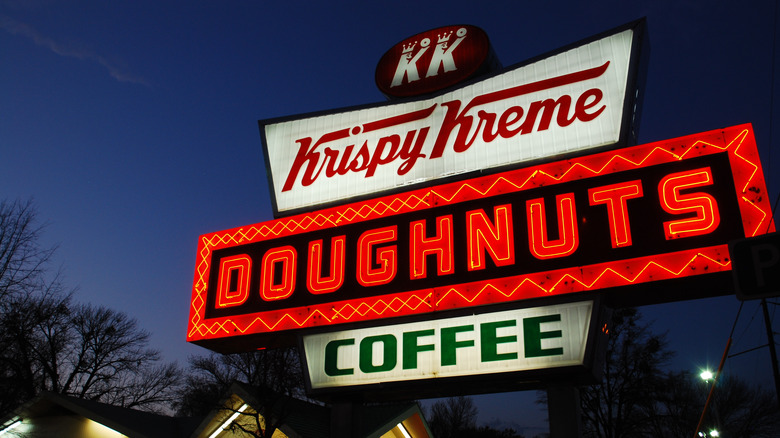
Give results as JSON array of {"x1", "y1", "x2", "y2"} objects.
[
  {"x1": 233, "y1": 381, "x2": 330, "y2": 438},
  {"x1": 0, "y1": 391, "x2": 200, "y2": 438},
  {"x1": 0, "y1": 384, "x2": 431, "y2": 438},
  {"x1": 192, "y1": 382, "x2": 431, "y2": 438}
]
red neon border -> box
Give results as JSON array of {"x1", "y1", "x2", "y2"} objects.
[{"x1": 187, "y1": 124, "x2": 774, "y2": 343}]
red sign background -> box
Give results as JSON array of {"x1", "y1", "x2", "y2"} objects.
[{"x1": 188, "y1": 124, "x2": 773, "y2": 352}]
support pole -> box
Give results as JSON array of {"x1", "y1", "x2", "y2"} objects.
[
  {"x1": 761, "y1": 298, "x2": 780, "y2": 411},
  {"x1": 331, "y1": 401, "x2": 359, "y2": 438},
  {"x1": 547, "y1": 385, "x2": 582, "y2": 438}
]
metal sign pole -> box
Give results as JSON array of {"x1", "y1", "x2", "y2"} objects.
[
  {"x1": 331, "y1": 401, "x2": 358, "y2": 438},
  {"x1": 547, "y1": 385, "x2": 583, "y2": 438},
  {"x1": 761, "y1": 298, "x2": 780, "y2": 411}
]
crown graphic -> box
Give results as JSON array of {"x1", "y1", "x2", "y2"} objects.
[
  {"x1": 402, "y1": 41, "x2": 417, "y2": 54},
  {"x1": 437, "y1": 31, "x2": 453, "y2": 44}
]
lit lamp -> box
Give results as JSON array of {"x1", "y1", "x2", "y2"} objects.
[{"x1": 697, "y1": 370, "x2": 720, "y2": 438}]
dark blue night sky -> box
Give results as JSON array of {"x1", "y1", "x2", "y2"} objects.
[{"x1": 2, "y1": 0, "x2": 779, "y2": 434}]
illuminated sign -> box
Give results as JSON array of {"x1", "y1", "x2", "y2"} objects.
[
  {"x1": 302, "y1": 301, "x2": 596, "y2": 393},
  {"x1": 188, "y1": 124, "x2": 773, "y2": 352},
  {"x1": 261, "y1": 21, "x2": 646, "y2": 216},
  {"x1": 375, "y1": 25, "x2": 497, "y2": 98}
]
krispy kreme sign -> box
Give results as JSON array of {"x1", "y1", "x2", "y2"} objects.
[{"x1": 261, "y1": 21, "x2": 646, "y2": 216}]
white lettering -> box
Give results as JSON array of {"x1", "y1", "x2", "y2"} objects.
[
  {"x1": 282, "y1": 62, "x2": 609, "y2": 192},
  {"x1": 391, "y1": 38, "x2": 431, "y2": 87},
  {"x1": 426, "y1": 28, "x2": 467, "y2": 78}
]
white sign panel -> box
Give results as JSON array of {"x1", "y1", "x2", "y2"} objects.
[
  {"x1": 262, "y1": 25, "x2": 639, "y2": 214},
  {"x1": 302, "y1": 301, "x2": 593, "y2": 389}
]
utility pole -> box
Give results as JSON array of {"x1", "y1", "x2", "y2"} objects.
[{"x1": 761, "y1": 298, "x2": 780, "y2": 411}]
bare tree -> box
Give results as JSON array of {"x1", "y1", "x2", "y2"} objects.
[
  {"x1": 0, "y1": 199, "x2": 65, "y2": 414},
  {"x1": 706, "y1": 374, "x2": 780, "y2": 437},
  {"x1": 220, "y1": 389, "x2": 298, "y2": 438},
  {"x1": 580, "y1": 308, "x2": 673, "y2": 438},
  {"x1": 31, "y1": 303, "x2": 182, "y2": 411},
  {"x1": 646, "y1": 371, "x2": 780, "y2": 438},
  {"x1": 427, "y1": 396, "x2": 479, "y2": 438},
  {"x1": 0, "y1": 199, "x2": 180, "y2": 415},
  {"x1": 0, "y1": 199, "x2": 55, "y2": 302},
  {"x1": 176, "y1": 349, "x2": 306, "y2": 437},
  {"x1": 642, "y1": 370, "x2": 701, "y2": 437},
  {"x1": 580, "y1": 308, "x2": 780, "y2": 438},
  {"x1": 61, "y1": 305, "x2": 159, "y2": 397},
  {"x1": 105, "y1": 361, "x2": 182, "y2": 410}
]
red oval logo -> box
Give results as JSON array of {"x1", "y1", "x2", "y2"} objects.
[{"x1": 375, "y1": 25, "x2": 492, "y2": 99}]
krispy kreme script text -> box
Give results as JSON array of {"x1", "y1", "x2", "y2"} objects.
[{"x1": 281, "y1": 62, "x2": 610, "y2": 193}]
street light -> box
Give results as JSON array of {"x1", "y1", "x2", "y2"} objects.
[
  {"x1": 696, "y1": 370, "x2": 720, "y2": 438},
  {"x1": 694, "y1": 338, "x2": 731, "y2": 438}
]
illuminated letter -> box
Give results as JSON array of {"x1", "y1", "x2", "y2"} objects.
[
  {"x1": 324, "y1": 339, "x2": 354, "y2": 376},
  {"x1": 589, "y1": 180, "x2": 644, "y2": 248},
  {"x1": 658, "y1": 167, "x2": 721, "y2": 239},
  {"x1": 359, "y1": 335, "x2": 397, "y2": 373},
  {"x1": 403, "y1": 330, "x2": 435, "y2": 369},
  {"x1": 260, "y1": 246, "x2": 297, "y2": 301},
  {"x1": 523, "y1": 314, "x2": 563, "y2": 358},
  {"x1": 441, "y1": 325, "x2": 475, "y2": 366},
  {"x1": 466, "y1": 205, "x2": 515, "y2": 271},
  {"x1": 527, "y1": 193, "x2": 579, "y2": 259},
  {"x1": 216, "y1": 254, "x2": 252, "y2": 308},
  {"x1": 410, "y1": 215, "x2": 454, "y2": 279},
  {"x1": 307, "y1": 236, "x2": 346, "y2": 294},
  {"x1": 425, "y1": 28, "x2": 466, "y2": 78},
  {"x1": 519, "y1": 96, "x2": 575, "y2": 133},
  {"x1": 357, "y1": 226, "x2": 398, "y2": 287},
  {"x1": 574, "y1": 88, "x2": 605, "y2": 122},
  {"x1": 391, "y1": 42, "x2": 429, "y2": 87},
  {"x1": 481, "y1": 320, "x2": 518, "y2": 362}
]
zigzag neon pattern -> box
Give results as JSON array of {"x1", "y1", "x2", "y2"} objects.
[
  {"x1": 430, "y1": 128, "x2": 753, "y2": 204},
  {"x1": 434, "y1": 245, "x2": 731, "y2": 308},
  {"x1": 188, "y1": 124, "x2": 774, "y2": 344},
  {"x1": 190, "y1": 290, "x2": 433, "y2": 337}
]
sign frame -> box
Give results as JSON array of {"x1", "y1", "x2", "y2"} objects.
[
  {"x1": 730, "y1": 232, "x2": 780, "y2": 300},
  {"x1": 297, "y1": 297, "x2": 611, "y2": 401},
  {"x1": 259, "y1": 19, "x2": 649, "y2": 218},
  {"x1": 188, "y1": 124, "x2": 774, "y2": 353}
]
